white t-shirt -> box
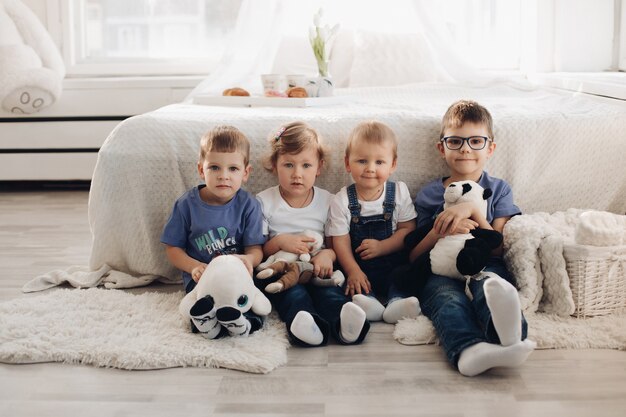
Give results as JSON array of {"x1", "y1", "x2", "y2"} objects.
[
  {"x1": 256, "y1": 185, "x2": 332, "y2": 238},
  {"x1": 326, "y1": 181, "x2": 417, "y2": 236}
]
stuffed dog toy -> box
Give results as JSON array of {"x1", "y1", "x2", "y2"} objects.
[
  {"x1": 255, "y1": 230, "x2": 345, "y2": 293},
  {"x1": 395, "y1": 180, "x2": 503, "y2": 295},
  {"x1": 179, "y1": 255, "x2": 271, "y2": 339}
]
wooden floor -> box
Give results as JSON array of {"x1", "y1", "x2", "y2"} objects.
[{"x1": 1, "y1": 190, "x2": 625, "y2": 417}]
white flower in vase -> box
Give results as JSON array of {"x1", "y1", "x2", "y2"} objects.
[{"x1": 309, "y1": 9, "x2": 339, "y2": 96}]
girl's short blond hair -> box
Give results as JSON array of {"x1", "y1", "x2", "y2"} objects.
[
  {"x1": 199, "y1": 125, "x2": 250, "y2": 165},
  {"x1": 345, "y1": 121, "x2": 398, "y2": 160},
  {"x1": 263, "y1": 121, "x2": 327, "y2": 172},
  {"x1": 440, "y1": 99, "x2": 494, "y2": 140}
]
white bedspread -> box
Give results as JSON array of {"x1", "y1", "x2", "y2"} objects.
[{"x1": 24, "y1": 82, "x2": 626, "y2": 290}]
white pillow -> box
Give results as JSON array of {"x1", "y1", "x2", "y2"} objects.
[{"x1": 348, "y1": 31, "x2": 448, "y2": 87}]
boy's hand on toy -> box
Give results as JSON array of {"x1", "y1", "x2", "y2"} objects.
[
  {"x1": 355, "y1": 239, "x2": 384, "y2": 260},
  {"x1": 451, "y1": 218, "x2": 479, "y2": 235},
  {"x1": 345, "y1": 271, "x2": 371, "y2": 296},
  {"x1": 310, "y1": 250, "x2": 334, "y2": 278},
  {"x1": 434, "y1": 203, "x2": 474, "y2": 235},
  {"x1": 232, "y1": 254, "x2": 254, "y2": 275},
  {"x1": 191, "y1": 264, "x2": 207, "y2": 282},
  {"x1": 278, "y1": 234, "x2": 317, "y2": 254}
]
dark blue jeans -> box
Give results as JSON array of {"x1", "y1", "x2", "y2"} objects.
[
  {"x1": 418, "y1": 258, "x2": 528, "y2": 367},
  {"x1": 259, "y1": 282, "x2": 370, "y2": 347}
]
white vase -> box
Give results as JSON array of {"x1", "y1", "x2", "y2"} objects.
[{"x1": 316, "y1": 74, "x2": 334, "y2": 97}]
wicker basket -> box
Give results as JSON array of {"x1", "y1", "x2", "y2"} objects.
[{"x1": 564, "y1": 244, "x2": 626, "y2": 318}]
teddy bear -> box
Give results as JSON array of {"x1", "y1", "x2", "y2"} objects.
[
  {"x1": 257, "y1": 229, "x2": 323, "y2": 268},
  {"x1": 0, "y1": 0, "x2": 65, "y2": 114},
  {"x1": 179, "y1": 255, "x2": 272, "y2": 339},
  {"x1": 256, "y1": 259, "x2": 346, "y2": 294},
  {"x1": 255, "y1": 229, "x2": 345, "y2": 293},
  {"x1": 395, "y1": 180, "x2": 503, "y2": 295}
]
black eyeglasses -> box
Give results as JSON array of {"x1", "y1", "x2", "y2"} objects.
[{"x1": 440, "y1": 136, "x2": 491, "y2": 150}]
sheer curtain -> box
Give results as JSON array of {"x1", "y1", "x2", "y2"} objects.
[
  {"x1": 185, "y1": 0, "x2": 288, "y2": 98},
  {"x1": 185, "y1": 0, "x2": 514, "y2": 100},
  {"x1": 186, "y1": 0, "x2": 617, "y2": 100}
]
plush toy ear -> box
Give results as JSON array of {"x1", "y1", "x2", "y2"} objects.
[
  {"x1": 483, "y1": 188, "x2": 493, "y2": 200},
  {"x1": 251, "y1": 287, "x2": 272, "y2": 316}
]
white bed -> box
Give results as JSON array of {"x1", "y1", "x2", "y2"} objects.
[{"x1": 82, "y1": 82, "x2": 626, "y2": 287}]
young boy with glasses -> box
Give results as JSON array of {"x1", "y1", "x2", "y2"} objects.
[{"x1": 405, "y1": 100, "x2": 535, "y2": 376}]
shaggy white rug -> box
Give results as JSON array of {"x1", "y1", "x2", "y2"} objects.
[
  {"x1": 394, "y1": 311, "x2": 626, "y2": 350},
  {"x1": 0, "y1": 288, "x2": 289, "y2": 374}
]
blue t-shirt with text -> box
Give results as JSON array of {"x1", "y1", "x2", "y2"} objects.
[{"x1": 161, "y1": 185, "x2": 266, "y2": 289}]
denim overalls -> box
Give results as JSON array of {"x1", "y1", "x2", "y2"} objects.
[{"x1": 347, "y1": 181, "x2": 408, "y2": 302}]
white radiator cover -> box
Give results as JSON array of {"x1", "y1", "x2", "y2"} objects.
[{"x1": 0, "y1": 77, "x2": 199, "y2": 180}]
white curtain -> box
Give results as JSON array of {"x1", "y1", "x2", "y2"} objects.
[
  {"x1": 184, "y1": 0, "x2": 502, "y2": 101},
  {"x1": 185, "y1": 0, "x2": 288, "y2": 99},
  {"x1": 185, "y1": 0, "x2": 618, "y2": 101}
]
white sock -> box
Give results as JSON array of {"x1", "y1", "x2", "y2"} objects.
[
  {"x1": 339, "y1": 302, "x2": 367, "y2": 343},
  {"x1": 457, "y1": 339, "x2": 536, "y2": 377},
  {"x1": 352, "y1": 294, "x2": 385, "y2": 322},
  {"x1": 382, "y1": 296, "x2": 421, "y2": 324},
  {"x1": 290, "y1": 311, "x2": 324, "y2": 346},
  {"x1": 483, "y1": 276, "x2": 522, "y2": 346}
]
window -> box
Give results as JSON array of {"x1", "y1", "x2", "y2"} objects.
[
  {"x1": 58, "y1": 0, "x2": 242, "y2": 76},
  {"x1": 436, "y1": 0, "x2": 522, "y2": 70}
]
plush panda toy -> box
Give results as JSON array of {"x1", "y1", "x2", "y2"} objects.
[
  {"x1": 179, "y1": 255, "x2": 271, "y2": 339},
  {"x1": 395, "y1": 180, "x2": 503, "y2": 294}
]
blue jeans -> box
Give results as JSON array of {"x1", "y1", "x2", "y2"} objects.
[
  {"x1": 418, "y1": 258, "x2": 528, "y2": 367},
  {"x1": 257, "y1": 281, "x2": 370, "y2": 347}
]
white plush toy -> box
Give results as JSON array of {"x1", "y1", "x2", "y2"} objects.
[
  {"x1": 179, "y1": 255, "x2": 271, "y2": 339},
  {"x1": 255, "y1": 229, "x2": 345, "y2": 293},
  {"x1": 0, "y1": 0, "x2": 65, "y2": 114},
  {"x1": 429, "y1": 180, "x2": 503, "y2": 279},
  {"x1": 396, "y1": 180, "x2": 504, "y2": 296}
]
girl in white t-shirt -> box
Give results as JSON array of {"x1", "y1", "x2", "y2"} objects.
[
  {"x1": 328, "y1": 120, "x2": 421, "y2": 323},
  {"x1": 256, "y1": 121, "x2": 369, "y2": 347}
]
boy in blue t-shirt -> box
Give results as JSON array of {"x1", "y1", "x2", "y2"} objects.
[
  {"x1": 406, "y1": 100, "x2": 535, "y2": 376},
  {"x1": 161, "y1": 125, "x2": 266, "y2": 335}
]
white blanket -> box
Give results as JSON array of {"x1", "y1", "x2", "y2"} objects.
[
  {"x1": 503, "y1": 210, "x2": 581, "y2": 316},
  {"x1": 24, "y1": 82, "x2": 626, "y2": 290}
]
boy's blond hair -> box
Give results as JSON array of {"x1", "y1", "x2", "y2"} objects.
[
  {"x1": 440, "y1": 100, "x2": 494, "y2": 140},
  {"x1": 263, "y1": 121, "x2": 327, "y2": 172},
  {"x1": 199, "y1": 125, "x2": 250, "y2": 165},
  {"x1": 345, "y1": 121, "x2": 398, "y2": 160}
]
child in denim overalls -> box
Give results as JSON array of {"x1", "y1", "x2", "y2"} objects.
[{"x1": 328, "y1": 121, "x2": 421, "y2": 323}]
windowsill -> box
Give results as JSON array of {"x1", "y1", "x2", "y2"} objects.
[
  {"x1": 527, "y1": 72, "x2": 626, "y2": 101},
  {"x1": 2, "y1": 75, "x2": 205, "y2": 118},
  {"x1": 63, "y1": 75, "x2": 205, "y2": 89}
]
